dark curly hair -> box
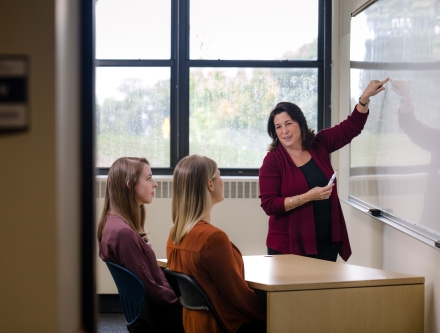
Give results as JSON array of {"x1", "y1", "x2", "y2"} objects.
[{"x1": 267, "y1": 102, "x2": 316, "y2": 152}]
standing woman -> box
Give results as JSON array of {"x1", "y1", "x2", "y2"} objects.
[
  {"x1": 259, "y1": 78, "x2": 389, "y2": 262},
  {"x1": 97, "y1": 157, "x2": 184, "y2": 333},
  {"x1": 167, "y1": 154, "x2": 266, "y2": 333}
]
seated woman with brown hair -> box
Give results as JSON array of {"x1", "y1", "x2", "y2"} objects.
[
  {"x1": 167, "y1": 154, "x2": 266, "y2": 333},
  {"x1": 97, "y1": 157, "x2": 184, "y2": 333}
]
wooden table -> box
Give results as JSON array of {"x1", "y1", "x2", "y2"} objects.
[{"x1": 158, "y1": 255, "x2": 424, "y2": 333}]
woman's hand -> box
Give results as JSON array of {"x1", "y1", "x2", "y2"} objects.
[
  {"x1": 357, "y1": 77, "x2": 389, "y2": 113},
  {"x1": 306, "y1": 183, "x2": 334, "y2": 201},
  {"x1": 362, "y1": 77, "x2": 389, "y2": 99}
]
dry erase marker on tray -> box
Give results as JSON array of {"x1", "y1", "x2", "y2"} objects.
[{"x1": 327, "y1": 170, "x2": 337, "y2": 186}]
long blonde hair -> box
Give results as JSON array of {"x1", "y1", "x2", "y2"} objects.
[
  {"x1": 171, "y1": 154, "x2": 218, "y2": 244},
  {"x1": 97, "y1": 157, "x2": 150, "y2": 242}
]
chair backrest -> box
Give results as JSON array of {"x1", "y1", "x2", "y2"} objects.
[
  {"x1": 164, "y1": 269, "x2": 228, "y2": 333},
  {"x1": 105, "y1": 261, "x2": 147, "y2": 328}
]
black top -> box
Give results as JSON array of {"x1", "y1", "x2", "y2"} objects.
[{"x1": 299, "y1": 158, "x2": 332, "y2": 246}]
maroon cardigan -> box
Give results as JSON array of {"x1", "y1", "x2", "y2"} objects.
[{"x1": 259, "y1": 106, "x2": 368, "y2": 261}]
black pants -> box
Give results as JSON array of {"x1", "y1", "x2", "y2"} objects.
[{"x1": 267, "y1": 246, "x2": 338, "y2": 262}]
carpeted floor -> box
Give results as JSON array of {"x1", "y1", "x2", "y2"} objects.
[{"x1": 98, "y1": 312, "x2": 128, "y2": 333}]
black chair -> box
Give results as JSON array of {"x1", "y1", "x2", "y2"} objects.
[
  {"x1": 164, "y1": 269, "x2": 228, "y2": 333},
  {"x1": 105, "y1": 261, "x2": 158, "y2": 333}
]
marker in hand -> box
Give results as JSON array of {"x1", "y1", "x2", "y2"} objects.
[{"x1": 327, "y1": 170, "x2": 338, "y2": 186}]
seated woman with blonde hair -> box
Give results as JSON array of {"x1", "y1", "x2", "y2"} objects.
[
  {"x1": 97, "y1": 157, "x2": 184, "y2": 333},
  {"x1": 167, "y1": 154, "x2": 266, "y2": 333}
]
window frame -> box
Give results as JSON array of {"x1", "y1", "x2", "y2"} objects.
[{"x1": 96, "y1": 0, "x2": 331, "y2": 176}]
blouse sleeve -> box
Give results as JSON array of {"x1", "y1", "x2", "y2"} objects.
[
  {"x1": 259, "y1": 153, "x2": 288, "y2": 215},
  {"x1": 115, "y1": 228, "x2": 178, "y2": 306},
  {"x1": 200, "y1": 230, "x2": 265, "y2": 320},
  {"x1": 316, "y1": 106, "x2": 369, "y2": 153}
]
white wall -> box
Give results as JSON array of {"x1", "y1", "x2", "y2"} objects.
[
  {"x1": 56, "y1": 0, "x2": 82, "y2": 332},
  {"x1": 335, "y1": 1, "x2": 440, "y2": 332},
  {"x1": 0, "y1": 0, "x2": 83, "y2": 332}
]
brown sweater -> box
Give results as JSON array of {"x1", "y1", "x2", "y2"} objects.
[{"x1": 166, "y1": 221, "x2": 266, "y2": 333}]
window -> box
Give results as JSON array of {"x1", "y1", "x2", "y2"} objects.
[{"x1": 95, "y1": 0, "x2": 331, "y2": 175}]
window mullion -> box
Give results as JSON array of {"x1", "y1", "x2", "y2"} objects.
[
  {"x1": 170, "y1": 0, "x2": 178, "y2": 167},
  {"x1": 323, "y1": 0, "x2": 332, "y2": 130},
  {"x1": 317, "y1": 0, "x2": 332, "y2": 131},
  {"x1": 175, "y1": 0, "x2": 190, "y2": 163}
]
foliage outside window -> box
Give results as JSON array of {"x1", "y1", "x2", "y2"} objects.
[{"x1": 95, "y1": 0, "x2": 330, "y2": 174}]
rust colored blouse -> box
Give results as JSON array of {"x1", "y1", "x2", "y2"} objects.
[{"x1": 166, "y1": 221, "x2": 265, "y2": 333}]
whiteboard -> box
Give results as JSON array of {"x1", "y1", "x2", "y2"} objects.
[{"x1": 349, "y1": 0, "x2": 440, "y2": 246}]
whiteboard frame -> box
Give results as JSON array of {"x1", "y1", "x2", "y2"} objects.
[
  {"x1": 348, "y1": 0, "x2": 440, "y2": 251},
  {"x1": 342, "y1": 197, "x2": 440, "y2": 250}
]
